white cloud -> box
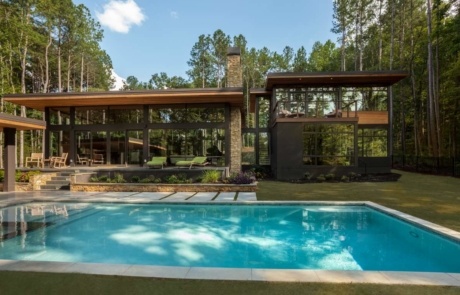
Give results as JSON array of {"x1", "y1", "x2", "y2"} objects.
[
  {"x1": 96, "y1": 0, "x2": 146, "y2": 34},
  {"x1": 110, "y1": 70, "x2": 125, "y2": 91},
  {"x1": 170, "y1": 11, "x2": 178, "y2": 19}
]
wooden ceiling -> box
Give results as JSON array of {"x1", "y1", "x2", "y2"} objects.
[
  {"x1": 4, "y1": 88, "x2": 245, "y2": 111},
  {"x1": 265, "y1": 71, "x2": 408, "y2": 90},
  {"x1": 0, "y1": 113, "x2": 46, "y2": 131}
]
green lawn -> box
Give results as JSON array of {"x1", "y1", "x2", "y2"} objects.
[{"x1": 257, "y1": 169, "x2": 460, "y2": 232}]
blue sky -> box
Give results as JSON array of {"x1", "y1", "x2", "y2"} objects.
[{"x1": 73, "y1": 0, "x2": 337, "y2": 85}]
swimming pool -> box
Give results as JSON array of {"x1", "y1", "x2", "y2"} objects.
[{"x1": 1, "y1": 202, "x2": 459, "y2": 272}]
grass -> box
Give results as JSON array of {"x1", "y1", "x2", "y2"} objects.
[
  {"x1": 1, "y1": 169, "x2": 460, "y2": 295},
  {"x1": 257, "y1": 169, "x2": 460, "y2": 232}
]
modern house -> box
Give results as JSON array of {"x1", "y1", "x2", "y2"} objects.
[{"x1": 4, "y1": 48, "x2": 407, "y2": 180}]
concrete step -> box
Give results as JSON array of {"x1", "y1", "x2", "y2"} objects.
[
  {"x1": 40, "y1": 184, "x2": 70, "y2": 190},
  {"x1": 51, "y1": 176, "x2": 70, "y2": 181},
  {"x1": 46, "y1": 180, "x2": 70, "y2": 185}
]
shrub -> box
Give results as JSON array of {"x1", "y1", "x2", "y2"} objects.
[
  {"x1": 89, "y1": 176, "x2": 100, "y2": 182},
  {"x1": 304, "y1": 172, "x2": 312, "y2": 180},
  {"x1": 131, "y1": 175, "x2": 140, "y2": 183},
  {"x1": 201, "y1": 170, "x2": 221, "y2": 183},
  {"x1": 325, "y1": 173, "x2": 335, "y2": 181},
  {"x1": 348, "y1": 172, "x2": 359, "y2": 181},
  {"x1": 0, "y1": 170, "x2": 4, "y2": 182},
  {"x1": 226, "y1": 171, "x2": 256, "y2": 184},
  {"x1": 341, "y1": 175, "x2": 350, "y2": 182},
  {"x1": 140, "y1": 175, "x2": 162, "y2": 183},
  {"x1": 316, "y1": 174, "x2": 326, "y2": 182},
  {"x1": 15, "y1": 170, "x2": 40, "y2": 182},
  {"x1": 110, "y1": 173, "x2": 126, "y2": 183},
  {"x1": 164, "y1": 173, "x2": 191, "y2": 184},
  {"x1": 98, "y1": 175, "x2": 110, "y2": 182},
  {"x1": 249, "y1": 166, "x2": 272, "y2": 180}
]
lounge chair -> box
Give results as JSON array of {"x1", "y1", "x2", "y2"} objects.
[
  {"x1": 76, "y1": 154, "x2": 89, "y2": 165},
  {"x1": 175, "y1": 156, "x2": 209, "y2": 169},
  {"x1": 93, "y1": 153, "x2": 104, "y2": 165},
  {"x1": 146, "y1": 156, "x2": 167, "y2": 169},
  {"x1": 25, "y1": 152, "x2": 44, "y2": 168}
]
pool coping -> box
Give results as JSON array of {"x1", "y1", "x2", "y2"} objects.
[{"x1": 0, "y1": 192, "x2": 459, "y2": 287}]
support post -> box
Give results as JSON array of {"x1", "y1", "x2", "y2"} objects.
[{"x1": 3, "y1": 127, "x2": 16, "y2": 192}]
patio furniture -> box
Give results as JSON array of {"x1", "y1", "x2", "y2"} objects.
[
  {"x1": 76, "y1": 154, "x2": 89, "y2": 165},
  {"x1": 146, "y1": 156, "x2": 167, "y2": 169},
  {"x1": 25, "y1": 152, "x2": 44, "y2": 168},
  {"x1": 175, "y1": 156, "x2": 209, "y2": 169},
  {"x1": 93, "y1": 153, "x2": 104, "y2": 165},
  {"x1": 50, "y1": 153, "x2": 69, "y2": 168}
]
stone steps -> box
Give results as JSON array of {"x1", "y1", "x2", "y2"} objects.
[{"x1": 40, "y1": 172, "x2": 71, "y2": 190}]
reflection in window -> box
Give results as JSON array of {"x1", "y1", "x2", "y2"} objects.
[
  {"x1": 258, "y1": 98, "x2": 270, "y2": 128},
  {"x1": 109, "y1": 106, "x2": 143, "y2": 124},
  {"x1": 358, "y1": 128, "x2": 387, "y2": 157},
  {"x1": 149, "y1": 129, "x2": 225, "y2": 165},
  {"x1": 149, "y1": 130, "x2": 167, "y2": 157},
  {"x1": 242, "y1": 133, "x2": 255, "y2": 165},
  {"x1": 342, "y1": 87, "x2": 387, "y2": 111},
  {"x1": 149, "y1": 105, "x2": 225, "y2": 123},
  {"x1": 49, "y1": 130, "x2": 70, "y2": 157},
  {"x1": 49, "y1": 107, "x2": 70, "y2": 125},
  {"x1": 259, "y1": 132, "x2": 270, "y2": 165},
  {"x1": 303, "y1": 123, "x2": 355, "y2": 166},
  {"x1": 275, "y1": 88, "x2": 338, "y2": 118},
  {"x1": 75, "y1": 107, "x2": 107, "y2": 124}
]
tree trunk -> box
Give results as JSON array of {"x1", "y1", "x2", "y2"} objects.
[{"x1": 44, "y1": 32, "x2": 52, "y2": 93}]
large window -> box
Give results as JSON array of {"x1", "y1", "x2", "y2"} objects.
[
  {"x1": 49, "y1": 107, "x2": 70, "y2": 125},
  {"x1": 275, "y1": 87, "x2": 338, "y2": 118},
  {"x1": 303, "y1": 123, "x2": 355, "y2": 166},
  {"x1": 109, "y1": 106, "x2": 143, "y2": 124},
  {"x1": 148, "y1": 128, "x2": 225, "y2": 166},
  {"x1": 242, "y1": 133, "x2": 255, "y2": 165},
  {"x1": 75, "y1": 107, "x2": 107, "y2": 125},
  {"x1": 149, "y1": 105, "x2": 225, "y2": 123},
  {"x1": 342, "y1": 87, "x2": 387, "y2": 111},
  {"x1": 358, "y1": 128, "x2": 387, "y2": 157}
]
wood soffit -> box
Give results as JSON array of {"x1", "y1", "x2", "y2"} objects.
[
  {"x1": 265, "y1": 71, "x2": 408, "y2": 90},
  {"x1": 0, "y1": 113, "x2": 46, "y2": 131},
  {"x1": 4, "y1": 88, "x2": 245, "y2": 111}
]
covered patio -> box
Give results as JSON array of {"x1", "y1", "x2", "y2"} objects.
[{"x1": 0, "y1": 113, "x2": 46, "y2": 192}]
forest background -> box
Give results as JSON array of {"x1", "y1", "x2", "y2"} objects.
[{"x1": 1, "y1": 0, "x2": 459, "y2": 168}]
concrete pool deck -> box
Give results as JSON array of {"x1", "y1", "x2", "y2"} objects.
[{"x1": 0, "y1": 190, "x2": 459, "y2": 287}]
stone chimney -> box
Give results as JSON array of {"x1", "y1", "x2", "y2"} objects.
[{"x1": 226, "y1": 47, "x2": 242, "y2": 87}]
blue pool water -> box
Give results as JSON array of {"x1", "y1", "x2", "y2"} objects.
[{"x1": 1, "y1": 203, "x2": 459, "y2": 272}]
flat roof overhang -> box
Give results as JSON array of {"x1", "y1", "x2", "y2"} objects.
[
  {"x1": 3, "y1": 88, "x2": 244, "y2": 111},
  {"x1": 248, "y1": 88, "x2": 271, "y2": 112},
  {"x1": 265, "y1": 71, "x2": 408, "y2": 90},
  {"x1": 0, "y1": 113, "x2": 46, "y2": 131}
]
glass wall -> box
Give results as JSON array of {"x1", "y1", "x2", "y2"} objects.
[
  {"x1": 275, "y1": 87, "x2": 338, "y2": 118},
  {"x1": 242, "y1": 96, "x2": 271, "y2": 166},
  {"x1": 303, "y1": 123, "x2": 355, "y2": 166},
  {"x1": 275, "y1": 86, "x2": 388, "y2": 118},
  {"x1": 242, "y1": 133, "x2": 256, "y2": 165},
  {"x1": 75, "y1": 107, "x2": 107, "y2": 125},
  {"x1": 49, "y1": 130, "x2": 70, "y2": 157},
  {"x1": 110, "y1": 131, "x2": 125, "y2": 164},
  {"x1": 149, "y1": 105, "x2": 225, "y2": 123},
  {"x1": 358, "y1": 128, "x2": 388, "y2": 157},
  {"x1": 49, "y1": 107, "x2": 70, "y2": 125},
  {"x1": 342, "y1": 87, "x2": 388, "y2": 111},
  {"x1": 109, "y1": 106, "x2": 143, "y2": 124},
  {"x1": 127, "y1": 130, "x2": 143, "y2": 164}
]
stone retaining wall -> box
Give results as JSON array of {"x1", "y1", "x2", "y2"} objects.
[{"x1": 71, "y1": 182, "x2": 257, "y2": 193}]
